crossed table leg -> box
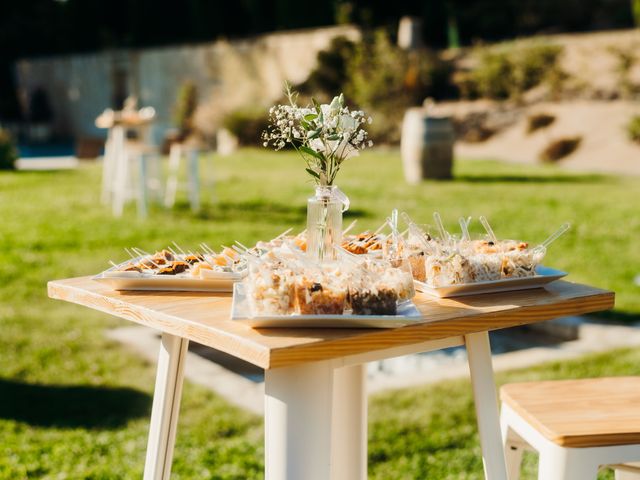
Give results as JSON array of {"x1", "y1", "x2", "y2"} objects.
[{"x1": 143, "y1": 331, "x2": 507, "y2": 480}]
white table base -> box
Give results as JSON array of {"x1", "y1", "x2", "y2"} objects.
[{"x1": 143, "y1": 331, "x2": 507, "y2": 480}]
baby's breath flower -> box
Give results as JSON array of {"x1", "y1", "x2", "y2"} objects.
[{"x1": 262, "y1": 88, "x2": 373, "y2": 185}]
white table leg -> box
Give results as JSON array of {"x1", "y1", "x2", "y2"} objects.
[
  {"x1": 465, "y1": 331, "x2": 508, "y2": 480},
  {"x1": 332, "y1": 364, "x2": 367, "y2": 480},
  {"x1": 265, "y1": 360, "x2": 335, "y2": 480},
  {"x1": 143, "y1": 333, "x2": 189, "y2": 480}
]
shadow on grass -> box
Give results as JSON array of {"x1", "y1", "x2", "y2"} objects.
[
  {"x1": 454, "y1": 173, "x2": 609, "y2": 184},
  {"x1": 0, "y1": 378, "x2": 151, "y2": 429},
  {"x1": 588, "y1": 310, "x2": 640, "y2": 325},
  {"x1": 171, "y1": 200, "x2": 370, "y2": 223}
]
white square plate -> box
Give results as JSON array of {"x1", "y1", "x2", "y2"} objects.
[
  {"x1": 414, "y1": 265, "x2": 567, "y2": 298},
  {"x1": 92, "y1": 257, "x2": 245, "y2": 292},
  {"x1": 231, "y1": 283, "x2": 423, "y2": 328}
]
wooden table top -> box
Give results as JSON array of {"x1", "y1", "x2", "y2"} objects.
[
  {"x1": 48, "y1": 277, "x2": 614, "y2": 370},
  {"x1": 501, "y1": 377, "x2": 640, "y2": 447}
]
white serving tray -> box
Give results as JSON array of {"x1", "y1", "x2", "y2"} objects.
[
  {"x1": 93, "y1": 259, "x2": 245, "y2": 292},
  {"x1": 415, "y1": 265, "x2": 567, "y2": 298},
  {"x1": 231, "y1": 283, "x2": 423, "y2": 328}
]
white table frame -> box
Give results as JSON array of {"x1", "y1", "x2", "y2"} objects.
[{"x1": 143, "y1": 330, "x2": 508, "y2": 480}]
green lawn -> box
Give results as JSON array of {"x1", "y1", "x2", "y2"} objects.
[{"x1": 1, "y1": 149, "x2": 639, "y2": 478}]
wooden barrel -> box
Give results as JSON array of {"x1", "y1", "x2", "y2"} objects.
[{"x1": 401, "y1": 108, "x2": 454, "y2": 182}]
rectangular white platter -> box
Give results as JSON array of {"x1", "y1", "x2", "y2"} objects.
[
  {"x1": 92, "y1": 259, "x2": 245, "y2": 292},
  {"x1": 231, "y1": 283, "x2": 423, "y2": 329},
  {"x1": 415, "y1": 265, "x2": 567, "y2": 298}
]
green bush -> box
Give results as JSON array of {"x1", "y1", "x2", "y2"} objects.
[
  {"x1": 527, "y1": 113, "x2": 556, "y2": 134},
  {"x1": 173, "y1": 81, "x2": 198, "y2": 139},
  {"x1": 344, "y1": 29, "x2": 452, "y2": 143},
  {"x1": 0, "y1": 128, "x2": 17, "y2": 170},
  {"x1": 297, "y1": 36, "x2": 356, "y2": 102},
  {"x1": 460, "y1": 42, "x2": 564, "y2": 100},
  {"x1": 539, "y1": 136, "x2": 582, "y2": 162},
  {"x1": 221, "y1": 109, "x2": 269, "y2": 146},
  {"x1": 608, "y1": 45, "x2": 638, "y2": 98},
  {"x1": 627, "y1": 115, "x2": 640, "y2": 144}
]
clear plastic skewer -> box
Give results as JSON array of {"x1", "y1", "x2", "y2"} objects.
[
  {"x1": 479, "y1": 215, "x2": 498, "y2": 243},
  {"x1": 459, "y1": 216, "x2": 472, "y2": 241}
]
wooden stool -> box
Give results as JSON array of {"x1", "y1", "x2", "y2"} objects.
[{"x1": 500, "y1": 377, "x2": 640, "y2": 480}]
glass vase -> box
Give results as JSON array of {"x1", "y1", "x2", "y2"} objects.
[{"x1": 306, "y1": 185, "x2": 349, "y2": 262}]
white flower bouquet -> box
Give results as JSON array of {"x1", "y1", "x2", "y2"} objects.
[{"x1": 262, "y1": 87, "x2": 373, "y2": 186}]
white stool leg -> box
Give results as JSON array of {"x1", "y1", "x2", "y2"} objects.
[
  {"x1": 265, "y1": 360, "x2": 335, "y2": 480},
  {"x1": 187, "y1": 148, "x2": 200, "y2": 212},
  {"x1": 616, "y1": 464, "x2": 640, "y2": 480},
  {"x1": 112, "y1": 140, "x2": 129, "y2": 217},
  {"x1": 143, "y1": 333, "x2": 189, "y2": 480},
  {"x1": 538, "y1": 444, "x2": 599, "y2": 480},
  {"x1": 332, "y1": 364, "x2": 367, "y2": 480},
  {"x1": 617, "y1": 471, "x2": 640, "y2": 480},
  {"x1": 501, "y1": 409, "x2": 524, "y2": 480},
  {"x1": 465, "y1": 331, "x2": 508, "y2": 480},
  {"x1": 164, "y1": 143, "x2": 181, "y2": 208},
  {"x1": 101, "y1": 129, "x2": 115, "y2": 204},
  {"x1": 137, "y1": 154, "x2": 149, "y2": 218}
]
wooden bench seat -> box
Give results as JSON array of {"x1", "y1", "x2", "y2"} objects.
[{"x1": 501, "y1": 377, "x2": 640, "y2": 448}]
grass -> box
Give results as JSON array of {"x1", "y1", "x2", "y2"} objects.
[{"x1": 0, "y1": 148, "x2": 639, "y2": 478}]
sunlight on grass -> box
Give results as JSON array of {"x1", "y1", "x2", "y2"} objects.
[{"x1": 0, "y1": 149, "x2": 637, "y2": 478}]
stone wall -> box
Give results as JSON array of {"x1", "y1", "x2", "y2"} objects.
[{"x1": 14, "y1": 25, "x2": 360, "y2": 140}]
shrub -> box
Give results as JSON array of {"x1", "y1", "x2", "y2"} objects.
[
  {"x1": 297, "y1": 36, "x2": 356, "y2": 101},
  {"x1": 0, "y1": 129, "x2": 17, "y2": 170},
  {"x1": 539, "y1": 136, "x2": 581, "y2": 162},
  {"x1": 173, "y1": 81, "x2": 198, "y2": 139},
  {"x1": 627, "y1": 115, "x2": 640, "y2": 144},
  {"x1": 527, "y1": 113, "x2": 556, "y2": 134},
  {"x1": 608, "y1": 45, "x2": 638, "y2": 98},
  {"x1": 221, "y1": 109, "x2": 269, "y2": 146},
  {"x1": 344, "y1": 29, "x2": 452, "y2": 143},
  {"x1": 460, "y1": 42, "x2": 564, "y2": 100},
  {"x1": 453, "y1": 112, "x2": 497, "y2": 143}
]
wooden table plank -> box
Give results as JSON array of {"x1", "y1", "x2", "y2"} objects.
[{"x1": 48, "y1": 277, "x2": 614, "y2": 369}]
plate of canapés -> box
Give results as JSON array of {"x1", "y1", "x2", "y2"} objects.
[{"x1": 94, "y1": 212, "x2": 570, "y2": 324}]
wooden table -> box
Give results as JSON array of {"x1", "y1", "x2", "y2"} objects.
[{"x1": 48, "y1": 277, "x2": 614, "y2": 480}]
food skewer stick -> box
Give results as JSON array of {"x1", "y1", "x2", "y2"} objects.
[
  {"x1": 342, "y1": 219, "x2": 358, "y2": 236},
  {"x1": 109, "y1": 260, "x2": 120, "y2": 269},
  {"x1": 235, "y1": 240, "x2": 254, "y2": 252},
  {"x1": 273, "y1": 227, "x2": 294, "y2": 241},
  {"x1": 373, "y1": 219, "x2": 388, "y2": 236},
  {"x1": 171, "y1": 241, "x2": 187, "y2": 255},
  {"x1": 533, "y1": 223, "x2": 571, "y2": 254},
  {"x1": 479, "y1": 216, "x2": 498, "y2": 243},
  {"x1": 124, "y1": 247, "x2": 138, "y2": 260},
  {"x1": 231, "y1": 242, "x2": 261, "y2": 260},
  {"x1": 433, "y1": 212, "x2": 449, "y2": 241},
  {"x1": 401, "y1": 212, "x2": 435, "y2": 253},
  {"x1": 200, "y1": 243, "x2": 216, "y2": 255},
  {"x1": 386, "y1": 209, "x2": 401, "y2": 257},
  {"x1": 132, "y1": 247, "x2": 163, "y2": 268},
  {"x1": 459, "y1": 216, "x2": 472, "y2": 241},
  {"x1": 219, "y1": 245, "x2": 238, "y2": 264}
]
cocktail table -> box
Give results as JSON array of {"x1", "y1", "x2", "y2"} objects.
[{"x1": 48, "y1": 277, "x2": 614, "y2": 480}]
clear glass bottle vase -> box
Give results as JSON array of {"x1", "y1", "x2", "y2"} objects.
[{"x1": 306, "y1": 185, "x2": 350, "y2": 262}]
